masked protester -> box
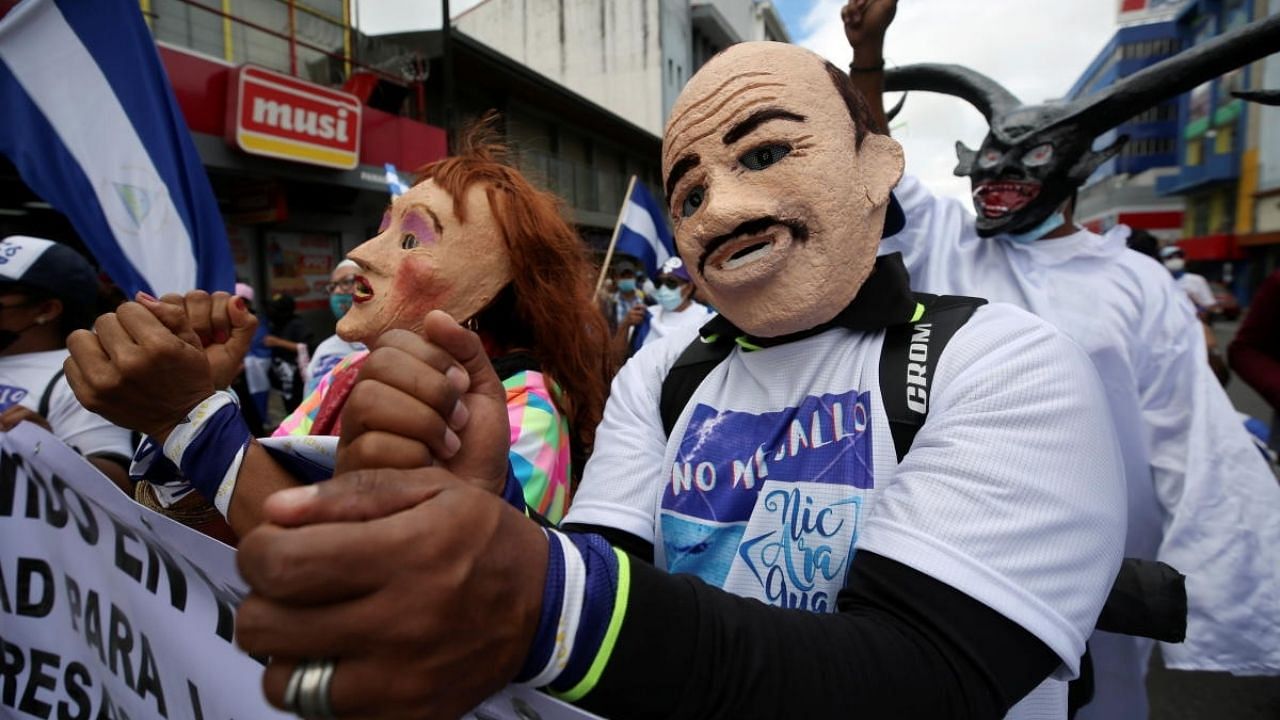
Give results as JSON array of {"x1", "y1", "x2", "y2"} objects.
[
  {"x1": 66, "y1": 120, "x2": 611, "y2": 534},
  {"x1": 608, "y1": 261, "x2": 652, "y2": 359},
  {"x1": 229, "y1": 43, "x2": 1128, "y2": 720},
  {"x1": 1160, "y1": 246, "x2": 1220, "y2": 318},
  {"x1": 612, "y1": 256, "x2": 714, "y2": 364},
  {"x1": 305, "y1": 259, "x2": 366, "y2": 393},
  {"x1": 845, "y1": 2, "x2": 1280, "y2": 717},
  {"x1": 0, "y1": 236, "x2": 132, "y2": 492}
]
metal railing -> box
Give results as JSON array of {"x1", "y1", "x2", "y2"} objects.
[{"x1": 142, "y1": 0, "x2": 404, "y2": 89}]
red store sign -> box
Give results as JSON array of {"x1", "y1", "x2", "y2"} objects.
[{"x1": 226, "y1": 65, "x2": 362, "y2": 170}]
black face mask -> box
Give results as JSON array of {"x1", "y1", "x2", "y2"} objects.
[
  {"x1": 0, "y1": 320, "x2": 40, "y2": 354},
  {"x1": 958, "y1": 118, "x2": 1113, "y2": 238}
]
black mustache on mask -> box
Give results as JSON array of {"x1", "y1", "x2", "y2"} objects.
[{"x1": 698, "y1": 217, "x2": 810, "y2": 275}]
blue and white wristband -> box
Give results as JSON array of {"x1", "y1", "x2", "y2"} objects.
[
  {"x1": 515, "y1": 529, "x2": 630, "y2": 701},
  {"x1": 160, "y1": 391, "x2": 253, "y2": 517}
]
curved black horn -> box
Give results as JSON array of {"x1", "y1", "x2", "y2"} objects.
[
  {"x1": 885, "y1": 63, "x2": 1022, "y2": 124},
  {"x1": 1234, "y1": 89, "x2": 1280, "y2": 106},
  {"x1": 1059, "y1": 14, "x2": 1280, "y2": 134},
  {"x1": 885, "y1": 92, "x2": 908, "y2": 124}
]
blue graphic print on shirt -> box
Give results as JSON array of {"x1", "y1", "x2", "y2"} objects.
[
  {"x1": 0, "y1": 384, "x2": 30, "y2": 411},
  {"x1": 661, "y1": 390, "x2": 873, "y2": 611}
]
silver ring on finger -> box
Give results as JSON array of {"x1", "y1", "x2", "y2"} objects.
[
  {"x1": 295, "y1": 658, "x2": 338, "y2": 719},
  {"x1": 283, "y1": 661, "x2": 307, "y2": 716}
]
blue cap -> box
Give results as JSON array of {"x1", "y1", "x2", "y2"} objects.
[{"x1": 659, "y1": 256, "x2": 692, "y2": 282}]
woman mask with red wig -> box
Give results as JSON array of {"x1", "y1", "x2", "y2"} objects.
[{"x1": 65, "y1": 119, "x2": 612, "y2": 537}]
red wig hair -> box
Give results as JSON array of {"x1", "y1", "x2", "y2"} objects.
[{"x1": 414, "y1": 117, "x2": 612, "y2": 478}]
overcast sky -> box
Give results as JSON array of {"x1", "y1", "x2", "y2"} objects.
[
  {"x1": 790, "y1": 0, "x2": 1121, "y2": 203},
  {"x1": 355, "y1": 0, "x2": 1123, "y2": 205}
]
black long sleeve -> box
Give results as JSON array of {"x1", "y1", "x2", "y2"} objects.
[{"x1": 575, "y1": 549, "x2": 1061, "y2": 720}]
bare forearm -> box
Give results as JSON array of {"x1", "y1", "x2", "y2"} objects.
[
  {"x1": 849, "y1": 44, "x2": 888, "y2": 134},
  {"x1": 88, "y1": 455, "x2": 133, "y2": 495},
  {"x1": 226, "y1": 441, "x2": 309, "y2": 536},
  {"x1": 264, "y1": 335, "x2": 300, "y2": 352}
]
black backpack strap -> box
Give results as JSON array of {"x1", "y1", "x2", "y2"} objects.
[
  {"x1": 659, "y1": 337, "x2": 736, "y2": 437},
  {"x1": 878, "y1": 293, "x2": 987, "y2": 463},
  {"x1": 39, "y1": 368, "x2": 66, "y2": 419}
]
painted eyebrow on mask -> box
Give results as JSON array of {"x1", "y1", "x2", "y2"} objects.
[
  {"x1": 722, "y1": 108, "x2": 807, "y2": 145},
  {"x1": 404, "y1": 202, "x2": 444, "y2": 235},
  {"x1": 665, "y1": 153, "x2": 701, "y2": 199}
]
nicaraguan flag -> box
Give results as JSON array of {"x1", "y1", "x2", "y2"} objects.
[
  {"x1": 0, "y1": 0, "x2": 233, "y2": 296},
  {"x1": 615, "y1": 180, "x2": 675, "y2": 279},
  {"x1": 385, "y1": 163, "x2": 409, "y2": 199}
]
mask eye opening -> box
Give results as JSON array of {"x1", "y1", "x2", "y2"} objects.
[
  {"x1": 401, "y1": 233, "x2": 418, "y2": 250},
  {"x1": 681, "y1": 187, "x2": 706, "y2": 218},
  {"x1": 739, "y1": 143, "x2": 791, "y2": 172},
  {"x1": 1021, "y1": 143, "x2": 1055, "y2": 168}
]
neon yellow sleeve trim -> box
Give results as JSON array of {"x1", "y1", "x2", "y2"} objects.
[
  {"x1": 910, "y1": 302, "x2": 926, "y2": 322},
  {"x1": 554, "y1": 548, "x2": 632, "y2": 703}
]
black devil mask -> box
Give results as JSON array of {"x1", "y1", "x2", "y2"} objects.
[{"x1": 885, "y1": 14, "x2": 1280, "y2": 238}]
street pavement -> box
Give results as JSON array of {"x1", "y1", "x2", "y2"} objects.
[{"x1": 1144, "y1": 318, "x2": 1280, "y2": 720}]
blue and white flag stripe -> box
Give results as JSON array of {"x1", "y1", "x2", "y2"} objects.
[
  {"x1": 615, "y1": 181, "x2": 675, "y2": 280},
  {"x1": 385, "y1": 163, "x2": 409, "y2": 199},
  {"x1": 0, "y1": 0, "x2": 232, "y2": 296}
]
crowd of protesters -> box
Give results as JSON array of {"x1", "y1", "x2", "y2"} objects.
[{"x1": 2, "y1": 2, "x2": 1278, "y2": 719}]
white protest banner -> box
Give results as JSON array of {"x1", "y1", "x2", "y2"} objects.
[{"x1": 0, "y1": 424, "x2": 599, "y2": 720}]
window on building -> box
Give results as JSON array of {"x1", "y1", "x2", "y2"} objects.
[
  {"x1": 1186, "y1": 138, "x2": 1203, "y2": 166},
  {"x1": 151, "y1": 0, "x2": 225, "y2": 60},
  {"x1": 1214, "y1": 125, "x2": 1235, "y2": 154}
]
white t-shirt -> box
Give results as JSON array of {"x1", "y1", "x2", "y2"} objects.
[
  {"x1": 568, "y1": 304, "x2": 1126, "y2": 718},
  {"x1": 306, "y1": 334, "x2": 365, "y2": 393},
  {"x1": 640, "y1": 302, "x2": 715, "y2": 348},
  {"x1": 880, "y1": 175, "x2": 1280, "y2": 718},
  {"x1": 0, "y1": 349, "x2": 133, "y2": 458},
  {"x1": 1176, "y1": 272, "x2": 1217, "y2": 310}
]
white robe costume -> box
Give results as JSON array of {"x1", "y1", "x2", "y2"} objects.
[{"x1": 881, "y1": 174, "x2": 1280, "y2": 720}]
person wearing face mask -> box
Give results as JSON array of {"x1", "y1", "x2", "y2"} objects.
[
  {"x1": 0, "y1": 236, "x2": 132, "y2": 493},
  {"x1": 613, "y1": 257, "x2": 713, "y2": 364},
  {"x1": 640, "y1": 256, "x2": 714, "y2": 349},
  {"x1": 610, "y1": 261, "x2": 657, "y2": 363},
  {"x1": 1160, "y1": 246, "x2": 1220, "y2": 319},
  {"x1": 305, "y1": 259, "x2": 367, "y2": 393}
]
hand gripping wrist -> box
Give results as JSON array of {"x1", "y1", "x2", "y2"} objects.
[
  {"x1": 160, "y1": 390, "x2": 252, "y2": 516},
  {"x1": 515, "y1": 529, "x2": 631, "y2": 702}
]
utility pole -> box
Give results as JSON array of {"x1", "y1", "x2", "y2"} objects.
[{"x1": 441, "y1": 0, "x2": 455, "y2": 149}]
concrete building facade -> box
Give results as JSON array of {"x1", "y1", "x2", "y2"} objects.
[{"x1": 455, "y1": 0, "x2": 789, "y2": 137}]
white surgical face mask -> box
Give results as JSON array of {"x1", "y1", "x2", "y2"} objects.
[
  {"x1": 655, "y1": 285, "x2": 685, "y2": 311},
  {"x1": 1004, "y1": 212, "x2": 1066, "y2": 245},
  {"x1": 1164, "y1": 258, "x2": 1186, "y2": 272}
]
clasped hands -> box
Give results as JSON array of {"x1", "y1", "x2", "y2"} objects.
[{"x1": 65, "y1": 292, "x2": 549, "y2": 718}]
